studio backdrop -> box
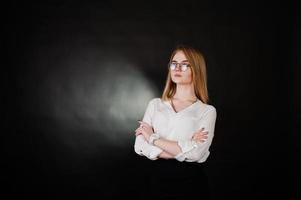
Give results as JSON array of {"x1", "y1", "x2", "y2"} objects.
[{"x1": 4, "y1": 1, "x2": 297, "y2": 199}]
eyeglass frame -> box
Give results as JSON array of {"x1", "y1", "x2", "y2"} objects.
[{"x1": 168, "y1": 61, "x2": 191, "y2": 72}]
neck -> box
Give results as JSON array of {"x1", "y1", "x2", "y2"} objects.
[{"x1": 173, "y1": 83, "x2": 197, "y2": 101}]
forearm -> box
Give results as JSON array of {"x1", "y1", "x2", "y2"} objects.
[
  {"x1": 134, "y1": 135, "x2": 163, "y2": 160},
  {"x1": 158, "y1": 150, "x2": 174, "y2": 159},
  {"x1": 153, "y1": 138, "x2": 182, "y2": 156}
]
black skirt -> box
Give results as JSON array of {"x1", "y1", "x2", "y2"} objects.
[{"x1": 141, "y1": 158, "x2": 211, "y2": 200}]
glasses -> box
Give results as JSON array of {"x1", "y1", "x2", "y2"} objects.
[{"x1": 168, "y1": 62, "x2": 191, "y2": 72}]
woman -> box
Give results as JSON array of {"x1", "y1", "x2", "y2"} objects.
[{"x1": 134, "y1": 45, "x2": 217, "y2": 199}]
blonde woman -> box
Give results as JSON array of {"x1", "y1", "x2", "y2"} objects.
[{"x1": 134, "y1": 45, "x2": 217, "y2": 199}]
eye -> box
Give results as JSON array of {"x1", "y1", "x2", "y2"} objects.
[{"x1": 169, "y1": 63, "x2": 177, "y2": 69}]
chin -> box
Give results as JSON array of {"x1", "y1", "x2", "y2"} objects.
[
  {"x1": 172, "y1": 78, "x2": 191, "y2": 85},
  {"x1": 172, "y1": 80, "x2": 186, "y2": 84},
  {"x1": 172, "y1": 76, "x2": 182, "y2": 80},
  {"x1": 171, "y1": 78, "x2": 180, "y2": 83}
]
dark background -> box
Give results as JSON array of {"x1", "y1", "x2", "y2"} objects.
[{"x1": 4, "y1": 0, "x2": 299, "y2": 199}]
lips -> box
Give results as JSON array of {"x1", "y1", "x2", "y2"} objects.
[{"x1": 174, "y1": 74, "x2": 182, "y2": 77}]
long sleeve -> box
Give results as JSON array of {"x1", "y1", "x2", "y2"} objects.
[
  {"x1": 175, "y1": 106, "x2": 217, "y2": 163},
  {"x1": 134, "y1": 135, "x2": 163, "y2": 160},
  {"x1": 134, "y1": 99, "x2": 163, "y2": 160}
]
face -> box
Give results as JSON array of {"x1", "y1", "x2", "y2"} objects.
[{"x1": 170, "y1": 50, "x2": 193, "y2": 85}]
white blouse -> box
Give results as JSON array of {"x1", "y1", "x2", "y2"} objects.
[{"x1": 134, "y1": 98, "x2": 217, "y2": 163}]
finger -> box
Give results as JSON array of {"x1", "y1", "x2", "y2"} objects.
[
  {"x1": 194, "y1": 138, "x2": 205, "y2": 142},
  {"x1": 197, "y1": 131, "x2": 208, "y2": 135},
  {"x1": 137, "y1": 127, "x2": 145, "y2": 133},
  {"x1": 194, "y1": 133, "x2": 208, "y2": 138},
  {"x1": 195, "y1": 135, "x2": 207, "y2": 139},
  {"x1": 200, "y1": 137, "x2": 207, "y2": 141},
  {"x1": 141, "y1": 124, "x2": 152, "y2": 131},
  {"x1": 197, "y1": 136, "x2": 207, "y2": 140},
  {"x1": 139, "y1": 121, "x2": 151, "y2": 127},
  {"x1": 198, "y1": 135, "x2": 208, "y2": 139},
  {"x1": 136, "y1": 127, "x2": 143, "y2": 132},
  {"x1": 139, "y1": 124, "x2": 146, "y2": 129},
  {"x1": 193, "y1": 138, "x2": 205, "y2": 143},
  {"x1": 194, "y1": 136, "x2": 204, "y2": 141},
  {"x1": 192, "y1": 132, "x2": 200, "y2": 138}
]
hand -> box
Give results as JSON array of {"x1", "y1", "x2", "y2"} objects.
[
  {"x1": 134, "y1": 120, "x2": 145, "y2": 136},
  {"x1": 191, "y1": 128, "x2": 208, "y2": 143},
  {"x1": 134, "y1": 121, "x2": 154, "y2": 141}
]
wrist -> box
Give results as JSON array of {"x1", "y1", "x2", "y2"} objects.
[{"x1": 148, "y1": 133, "x2": 160, "y2": 145}]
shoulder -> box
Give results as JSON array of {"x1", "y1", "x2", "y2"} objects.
[
  {"x1": 148, "y1": 97, "x2": 162, "y2": 105},
  {"x1": 205, "y1": 104, "x2": 216, "y2": 113},
  {"x1": 146, "y1": 98, "x2": 168, "y2": 111},
  {"x1": 198, "y1": 101, "x2": 217, "y2": 116}
]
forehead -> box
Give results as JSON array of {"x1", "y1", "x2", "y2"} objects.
[{"x1": 172, "y1": 50, "x2": 188, "y2": 62}]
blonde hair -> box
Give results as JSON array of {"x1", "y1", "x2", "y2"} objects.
[{"x1": 161, "y1": 44, "x2": 209, "y2": 103}]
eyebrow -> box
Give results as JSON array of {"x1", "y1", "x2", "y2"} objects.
[{"x1": 171, "y1": 59, "x2": 189, "y2": 62}]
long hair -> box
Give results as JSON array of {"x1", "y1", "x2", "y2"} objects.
[{"x1": 161, "y1": 44, "x2": 209, "y2": 103}]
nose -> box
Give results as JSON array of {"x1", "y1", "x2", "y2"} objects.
[{"x1": 174, "y1": 64, "x2": 181, "y2": 71}]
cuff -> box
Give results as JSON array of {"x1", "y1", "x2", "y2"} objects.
[
  {"x1": 174, "y1": 140, "x2": 198, "y2": 162},
  {"x1": 149, "y1": 145, "x2": 163, "y2": 160}
]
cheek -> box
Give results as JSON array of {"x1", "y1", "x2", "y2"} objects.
[{"x1": 184, "y1": 71, "x2": 192, "y2": 82}]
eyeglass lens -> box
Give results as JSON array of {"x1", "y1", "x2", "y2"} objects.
[{"x1": 169, "y1": 62, "x2": 189, "y2": 71}]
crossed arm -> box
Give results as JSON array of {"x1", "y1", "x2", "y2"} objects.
[{"x1": 135, "y1": 121, "x2": 208, "y2": 159}]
